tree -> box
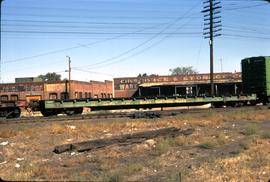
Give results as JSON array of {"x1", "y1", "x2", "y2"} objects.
[
  {"x1": 137, "y1": 73, "x2": 159, "y2": 77},
  {"x1": 169, "y1": 66, "x2": 198, "y2": 76},
  {"x1": 137, "y1": 73, "x2": 149, "y2": 77},
  {"x1": 38, "y1": 72, "x2": 62, "y2": 81}
]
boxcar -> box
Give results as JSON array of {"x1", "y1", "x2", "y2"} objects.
[{"x1": 241, "y1": 56, "x2": 270, "y2": 103}]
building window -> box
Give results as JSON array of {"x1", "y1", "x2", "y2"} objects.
[
  {"x1": 49, "y1": 93, "x2": 58, "y2": 100},
  {"x1": 79, "y1": 92, "x2": 83, "y2": 99},
  {"x1": 10, "y1": 95, "x2": 19, "y2": 101},
  {"x1": 107, "y1": 94, "x2": 111, "y2": 98},
  {"x1": 75, "y1": 92, "x2": 78, "y2": 99},
  {"x1": 85, "y1": 92, "x2": 88, "y2": 98},
  {"x1": 0, "y1": 95, "x2": 8, "y2": 101},
  {"x1": 61, "y1": 92, "x2": 68, "y2": 100}
]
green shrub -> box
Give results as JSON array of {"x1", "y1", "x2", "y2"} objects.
[
  {"x1": 242, "y1": 124, "x2": 259, "y2": 135},
  {"x1": 200, "y1": 138, "x2": 216, "y2": 149},
  {"x1": 108, "y1": 173, "x2": 122, "y2": 182},
  {"x1": 262, "y1": 131, "x2": 270, "y2": 139},
  {"x1": 154, "y1": 138, "x2": 172, "y2": 155}
]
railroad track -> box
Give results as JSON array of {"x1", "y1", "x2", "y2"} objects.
[{"x1": 0, "y1": 105, "x2": 268, "y2": 125}]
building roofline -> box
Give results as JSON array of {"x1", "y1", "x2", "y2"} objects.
[{"x1": 113, "y1": 72, "x2": 241, "y2": 80}]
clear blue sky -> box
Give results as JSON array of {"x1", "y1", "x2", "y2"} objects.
[{"x1": 1, "y1": 0, "x2": 270, "y2": 82}]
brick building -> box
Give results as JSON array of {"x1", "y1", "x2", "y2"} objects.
[
  {"x1": 0, "y1": 78, "x2": 113, "y2": 104},
  {"x1": 114, "y1": 72, "x2": 242, "y2": 98}
]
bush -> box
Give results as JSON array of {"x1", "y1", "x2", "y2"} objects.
[
  {"x1": 108, "y1": 173, "x2": 122, "y2": 182},
  {"x1": 262, "y1": 130, "x2": 270, "y2": 139},
  {"x1": 242, "y1": 124, "x2": 259, "y2": 136},
  {"x1": 200, "y1": 139, "x2": 216, "y2": 149},
  {"x1": 155, "y1": 138, "x2": 170, "y2": 155}
]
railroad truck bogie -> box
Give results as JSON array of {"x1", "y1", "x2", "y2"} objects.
[{"x1": 64, "y1": 108, "x2": 83, "y2": 115}]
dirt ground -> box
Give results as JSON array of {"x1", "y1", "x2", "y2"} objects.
[{"x1": 0, "y1": 107, "x2": 270, "y2": 181}]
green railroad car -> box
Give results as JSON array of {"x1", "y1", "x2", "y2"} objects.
[
  {"x1": 24, "y1": 56, "x2": 270, "y2": 117},
  {"x1": 242, "y1": 56, "x2": 270, "y2": 103},
  {"x1": 35, "y1": 94, "x2": 257, "y2": 116}
]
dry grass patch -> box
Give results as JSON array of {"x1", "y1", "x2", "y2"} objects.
[
  {"x1": 107, "y1": 172, "x2": 123, "y2": 182},
  {"x1": 0, "y1": 129, "x2": 17, "y2": 138},
  {"x1": 13, "y1": 164, "x2": 58, "y2": 181},
  {"x1": 153, "y1": 137, "x2": 180, "y2": 156},
  {"x1": 261, "y1": 130, "x2": 270, "y2": 139},
  {"x1": 49, "y1": 124, "x2": 67, "y2": 134},
  {"x1": 41, "y1": 108, "x2": 270, "y2": 141},
  {"x1": 242, "y1": 123, "x2": 259, "y2": 136},
  {"x1": 216, "y1": 133, "x2": 226, "y2": 145},
  {"x1": 188, "y1": 139, "x2": 270, "y2": 182},
  {"x1": 199, "y1": 138, "x2": 217, "y2": 149}
]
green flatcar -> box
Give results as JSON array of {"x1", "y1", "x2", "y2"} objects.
[
  {"x1": 26, "y1": 56, "x2": 270, "y2": 117},
  {"x1": 242, "y1": 56, "x2": 270, "y2": 103}
]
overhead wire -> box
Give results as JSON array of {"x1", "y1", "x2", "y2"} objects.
[
  {"x1": 72, "y1": 1, "x2": 202, "y2": 70},
  {"x1": 2, "y1": 21, "x2": 177, "y2": 64}
]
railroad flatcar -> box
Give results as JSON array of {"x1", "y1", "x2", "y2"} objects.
[
  {"x1": 30, "y1": 56, "x2": 269, "y2": 117},
  {"x1": 1, "y1": 56, "x2": 269, "y2": 118}
]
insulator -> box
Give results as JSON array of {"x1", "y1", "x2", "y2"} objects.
[
  {"x1": 213, "y1": 1, "x2": 221, "y2": 6},
  {"x1": 213, "y1": 20, "x2": 222, "y2": 24},
  {"x1": 213, "y1": 28, "x2": 222, "y2": 33},
  {"x1": 203, "y1": 5, "x2": 211, "y2": 9},
  {"x1": 213, "y1": 34, "x2": 222, "y2": 37},
  {"x1": 213, "y1": 10, "x2": 221, "y2": 14},
  {"x1": 212, "y1": 16, "x2": 222, "y2": 20},
  {"x1": 213, "y1": 24, "x2": 222, "y2": 28},
  {"x1": 213, "y1": 6, "x2": 222, "y2": 10}
]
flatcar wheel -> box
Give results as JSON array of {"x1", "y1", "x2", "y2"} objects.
[
  {"x1": 5, "y1": 107, "x2": 21, "y2": 119},
  {"x1": 65, "y1": 108, "x2": 83, "y2": 115},
  {"x1": 12, "y1": 107, "x2": 21, "y2": 118},
  {"x1": 212, "y1": 103, "x2": 223, "y2": 108},
  {"x1": 226, "y1": 102, "x2": 237, "y2": 107},
  {"x1": 74, "y1": 108, "x2": 83, "y2": 115},
  {"x1": 40, "y1": 109, "x2": 60, "y2": 117},
  {"x1": 0, "y1": 110, "x2": 7, "y2": 117}
]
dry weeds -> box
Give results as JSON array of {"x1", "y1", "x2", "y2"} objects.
[
  {"x1": 0, "y1": 129, "x2": 17, "y2": 138},
  {"x1": 0, "y1": 107, "x2": 269, "y2": 181},
  {"x1": 188, "y1": 139, "x2": 270, "y2": 182}
]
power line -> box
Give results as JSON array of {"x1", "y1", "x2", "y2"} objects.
[
  {"x1": 223, "y1": 3, "x2": 269, "y2": 10},
  {"x1": 2, "y1": 21, "x2": 176, "y2": 64},
  {"x1": 223, "y1": 33, "x2": 270, "y2": 39},
  {"x1": 72, "y1": 68, "x2": 116, "y2": 77},
  {"x1": 2, "y1": 30, "x2": 202, "y2": 35},
  {"x1": 72, "y1": 0, "x2": 201, "y2": 70}
]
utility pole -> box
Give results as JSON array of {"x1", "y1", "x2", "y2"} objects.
[
  {"x1": 0, "y1": 0, "x2": 3, "y2": 83},
  {"x1": 220, "y1": 58, "x2": 223, "y2": 72},
  {"x1": 202, "y1": 0, "x2": 222, "y2": 96},
  {"x1": 67, "y1": 56, "x2": 71, "y2": 99}
]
